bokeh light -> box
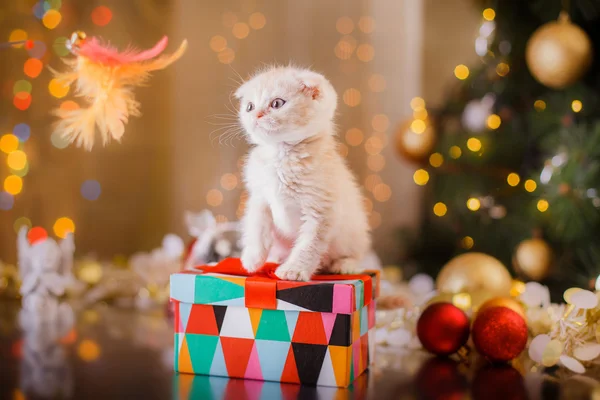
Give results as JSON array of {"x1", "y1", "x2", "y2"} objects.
[
  {"x1": 429, "y1": 153, "x2": 444, "y2": 167},
  {"x1": 51, "y1": 131, "x2": 70, "y2": 149},
  {"x1": 60, "y1": 100, "x2": 80, "y2": 111},
  {"x1": 0, "y1": 192, "x2": 14, "y2": 211},
  {"x1": 537, "y1": 199, "x2": 549, "y2": 212},
  {"x1": 334, "y1": 38, "x2": 356, "y2": 60},
  {"x1": 53, "y1": 217, "x2": 75, "y2": 238},
  {"x1": 218, "y1": 48, "x2": 235, "y2": 64},
  {"x1": 336, "y1": 16, "x2": 354, "y2": 34},
  {"x1": 410, "y1": 97, "x2": 425, "y2": 110},
  {"x1": 467, "y1": 197, "x2": 481, "y2": 211},
  {"x1": 486, "y1": 114, "x2": 501, "y2": 129},
  {"x1": 13, "y1": 217, "x2": 32, "y2": 234},
  {"x1": 413, "y1": 169, "x2": 429, "y2": 186},
  {"x1": 364, "y1": 174, "x2": 382, "y2": 192},
  {"x1": 410, "y1": 119, "x2": 426, "y2": 134},
  {"x1": 534, "y1": 100, "x2": 546, "y2": 112},
  {"x1": 483, "y1": 8, "x2": 496, "y2": 21},
  {"x1": 249, "y1": 12, "x2": 266, "y2": 30},
  {"x1": 81, "y1": 180, "x2": 102, "y2": 201},
  {"x1": 91, "y1": 6, "x2": 112, "y2": 26},
  {"x1": 373, "y1": 183, "x2": 392, "y2": 202},
  {"x1": 496, "y1": 62, "x2": 509, "y2": 77},
  {"x1": 209, "y1": 36, "x2": 227, "y2": 52},
  {"x1": 433, "y1": 202, "x2": 447, "y2": 217},
  {"x1": 571, "y1": 100, "x2": 583, "y2": 113},
  {"x1": 24, "y1": 58, "x2": 43, "y2": 78},
  {"x1": 46, "y1": 0, "x2": 62, "y2": 10},
  {"x1": 42, "y1": 9, "x2": 62, "y2": 29},
  {"x1": 461, "y1": 236, "x2": 474, "y2": 249},
  {"x1": 368, "y1": 74, "x2": 386, "y2": 92},
  {"x1": 449, "y1": 146, "x2": 462, "y2": 159},
  {"x1": 524, "y1": 179, "x2": 537, "y2": 192},
  {"x1": 358, "y1": 16, "x2": 375, "y2": 33},
  {"x1": 49, "y1": 78, "x2": 69, "y2": 98},
  {"x1": 363, "y1": 198, "x2": 374, "y2": 215},
  {"x1": 371, "y1": 114, "x2": 389, "y2": 132},
  {"x1": 342, "y1": 88, "x2": 361, "y2": 107},
  {"x1": 53, "y1": 37, "x2": 70, "y2": 56},
  {"x1": 0, "y1": 134, "x2": 19, "y2": 153},
  {"x1": 232, "y1": 22, "x2": 250, "y2": 39},
  {"x1": 78, "y1": 340, "x2": 101, "y2": 362},
  {"x1": 356, "y1": 44, "x2": 374, "y2": 62},
  {"x1": 27, "y1": 227, "x2": 47, "y2": 243},
  {"x1": 220, "y1": 173, "x2": 238, "y2": 190},
  {"x1": 13, "y1": 80, "x2": 32, "y2": 95},
  {"x1": 367, "y1": 154, "x2": 385, "y2": 172},
  {"x1": 27, "y1": 40, "x2": 47, "y2": 59},
  {"x1": 9, "y1": 29, "x2": 27, "y2": 47},
  {"x1": 4, "y1": 175, "x2": 23, "y2": 195},
  {"x1": 467, "y1": 137, "x2": 482, "y2": 152},
  {"x1": 11, "y1": 163, "x2": 29, "y2": 178},
  {"x1": 454, "y1": 64, "x2": 469, "y2": 80},
  {"x1": 345, "y1": 128, "x2": 364, "y2": 146},
  {"x1": 507, "y1": 172, "x2": 520, "y2": 186},
  {"x1": 7, "y1": 151, "x2": 27, "y2": 170},
  {"x1": 414, "y1": 108, "x2": 428, "y2": 120},
  {"x1": 14, "y1": 93, "x2": 32, "y2": 110},
  {"x1": 365, "y1": 137, "x2": 383, "y2": 155},
  {"x1": 207, "y1": 189, "x2": 223, "y2": 207}
]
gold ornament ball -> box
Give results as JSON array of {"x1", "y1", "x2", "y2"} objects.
[
  {"x1": 476, "y1": 296, "x2": 526, "y2": 319},
  {"x1": 436, "y1": 252, "x2": 512, "y2": 299},
  {"x1": 395, "y1": 119, "x2": 436, "y2": 163},
  {"x1": 513, "y1": 238, "x2": 552, "y2": 281},
  {"x1": 525, "y1": 12, "x2": 593, "y2": 89}
]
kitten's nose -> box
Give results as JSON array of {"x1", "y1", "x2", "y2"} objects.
[{"x1": 256, "y1": 110, "x2": 265, "y2": 119}]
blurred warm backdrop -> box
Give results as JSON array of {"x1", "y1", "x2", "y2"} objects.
[{"x1": 0, "y1": 0, "x2": 479, "y2": 264}]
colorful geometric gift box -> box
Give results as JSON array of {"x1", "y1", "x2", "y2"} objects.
[{"x1": 170, "y1": 258, "x2": 379, "y2": 387}]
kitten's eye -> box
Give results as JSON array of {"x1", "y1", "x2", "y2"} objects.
[
  {"x1": 270, "y1": 98, "x2": 286, "y2": 109},
  {"x1": 246, "y1": 102, "x2": 254, "y2": 112}
]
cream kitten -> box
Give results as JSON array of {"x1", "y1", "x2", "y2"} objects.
[{"x1": 235, "y1": 66, "x2": 370, "y2": 281}]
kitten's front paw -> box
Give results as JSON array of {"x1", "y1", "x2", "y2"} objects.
[
  {"x1": 327, "y1": 258, "x2": 363, "y2": 275},
  {"x1": 241, "y1": 247, "x2": 267, "y2": 273},
  {"x1": 275, "y1": 262, "x2": 313, "y2": 281}
]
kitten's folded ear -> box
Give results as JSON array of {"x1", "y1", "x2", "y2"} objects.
[
  {"x1": 297, "y1": 70, "x2": 324, "y2": 100},
  {"x1": 234, "y1": 81, "x2": 249, "y2": 99}
]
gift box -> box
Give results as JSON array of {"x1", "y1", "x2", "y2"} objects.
[{"x1": 170, "y1": 258, "x2": 379, "y2": 387}]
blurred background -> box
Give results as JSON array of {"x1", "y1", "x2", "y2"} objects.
[{"x1": 0, "y1": 0, "x2": 480, "y2": 265}]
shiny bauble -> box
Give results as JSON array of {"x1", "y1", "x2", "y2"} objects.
[
  {"x1": 416, "y1": 302, "x2": 470, "y2": 356},
  {"x1": 477, "y1": 297, "x2": 526, "y2": 319},
  {"x1": 395, "y1": 119, "x2": 436, "y2": 163},
  {"x1": 472, "y1": 307, "x2": 528, "y2": 362},
  {"x1": 513, "y1": 238, "x2": 552, "y2": 281},
  {"x1": 525, "y1": 11, "x2": 593, "y2": 89},
  {"x1": 436, "y1": 252, "x2": 512, "y2": 299}
]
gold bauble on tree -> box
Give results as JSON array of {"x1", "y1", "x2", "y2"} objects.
[
  {"x1": 477, "y1": 296, "x2": 526, "y2": 319},
  {"x1": 513, "y1": 238, "x2": 552, "y2": 281},
  {"x1": 525, "y1": 11, "x2": 593, "y2": 89},
  {"x1": 436, "y1": 252, "x2": 512, "y2": 300},
  {"x1": 395, "y1": 118, "x2": 436, "y2": 163}
]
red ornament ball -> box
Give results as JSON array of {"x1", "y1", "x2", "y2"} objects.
[
  {"x1": 472, "y1": 306, "x2": 528, "y2": 362},
  {"x1": 417, "y1": 302, "x2": 470, "y2": 356}
]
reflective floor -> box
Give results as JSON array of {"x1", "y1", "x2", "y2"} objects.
[{"x1": 0, "y1": 301, "x2": 597, "y2": 400}]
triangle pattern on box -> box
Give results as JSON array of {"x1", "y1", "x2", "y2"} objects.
[
  {"x1": 280, "y1": 345, "x2": 300, "y2": 384},
  {"x1": 210, "y1": 338, "x2": 228, "y2": 377},
  {"x1": 285, "y1": 311, "x2": 299, "y2": 339},
  {"x1": 292, "y1": 312, "x2": 327, "y2": 345},
  {"x1": 211, "y1": 297, "x2": 246, "y2": 307},
  {"x1": 277, "y1": 284, "x2": 334, "y2": 312},
  {"x1": 321, "y1": 313, "x2": 336, "y2": 343},
  {"x1": 186, "y1": 334, "x2": 219, "y2": 375},
  {"x1": 179, "y1": 302, "x2": 192, "y2": 333},
  {"x1": 220, "y1": 337, "x2": 255, "y2": 378},
  {"x1": 245, "y1": 342, "x2": 263, "y2": 381},
  {"x1": 292, "y1": 343, "x2": 328, "y2": 385},
  {"x1": 328, "y1": 345, "x2": 349, "y2": 387},
  {"x1": 194, "y1": 276, "x2": 245, "y2": 304},
  {"x1": 276, "y1": 299, "x2": 310, "y2": 312},
  {"x1": 256, "y1": 340, "x2": 291, "y2": 382},
  {"x1": 256, "y1": 309, "x2": 290, "y2": 342},
  {"x1": 248, "y1": 308, "x2": 263, "y2": 337},
  {"x1": 316, "y1": 348, "x2": 336, "y2": 387},
  {"x1": 360, "y1": 306, "x2": 368, "y2": 336},
  {"x1": 213, "y1": 305, "x2": 227, "y2": 334},
  {"x1": 186, "y1": 304, "x2": 219, "y2": 335},
  {"x1": 220, "y1": 307, "x2": 254, "y2": 338},
  {"x1": 178, "y1": 335, "x2": 193, "y2": 373},
  {"x1": 329, "y1": 314, "x2": 351, "y2": 346}
]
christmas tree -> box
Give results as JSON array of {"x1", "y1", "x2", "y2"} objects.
[{"x1": 400, "y1": 0, "x2": 600, "y2": 294}]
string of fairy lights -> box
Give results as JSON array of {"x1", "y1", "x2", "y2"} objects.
[
  {"x1": 403, "y1": 6, "x2": 586, "y2": 250},
  {"x1": 1, "y1": 2, "x2": 113, "y2": 241}
]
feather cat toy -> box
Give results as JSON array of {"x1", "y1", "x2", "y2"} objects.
[{"x1": 50, "y1": 32, "x2": 187, "y2": 150}]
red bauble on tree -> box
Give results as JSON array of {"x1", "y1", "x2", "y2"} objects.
[
  {"x1": 417, "y1": 302, "x2": 470, "y2": 356},
  {"x1": 472, "y1": 306, "x2": 528, "y2": 362}
]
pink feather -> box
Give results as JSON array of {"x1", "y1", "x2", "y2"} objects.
[{"x1": 78, "y1": 36, "x2": 169, "y2": 66}]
